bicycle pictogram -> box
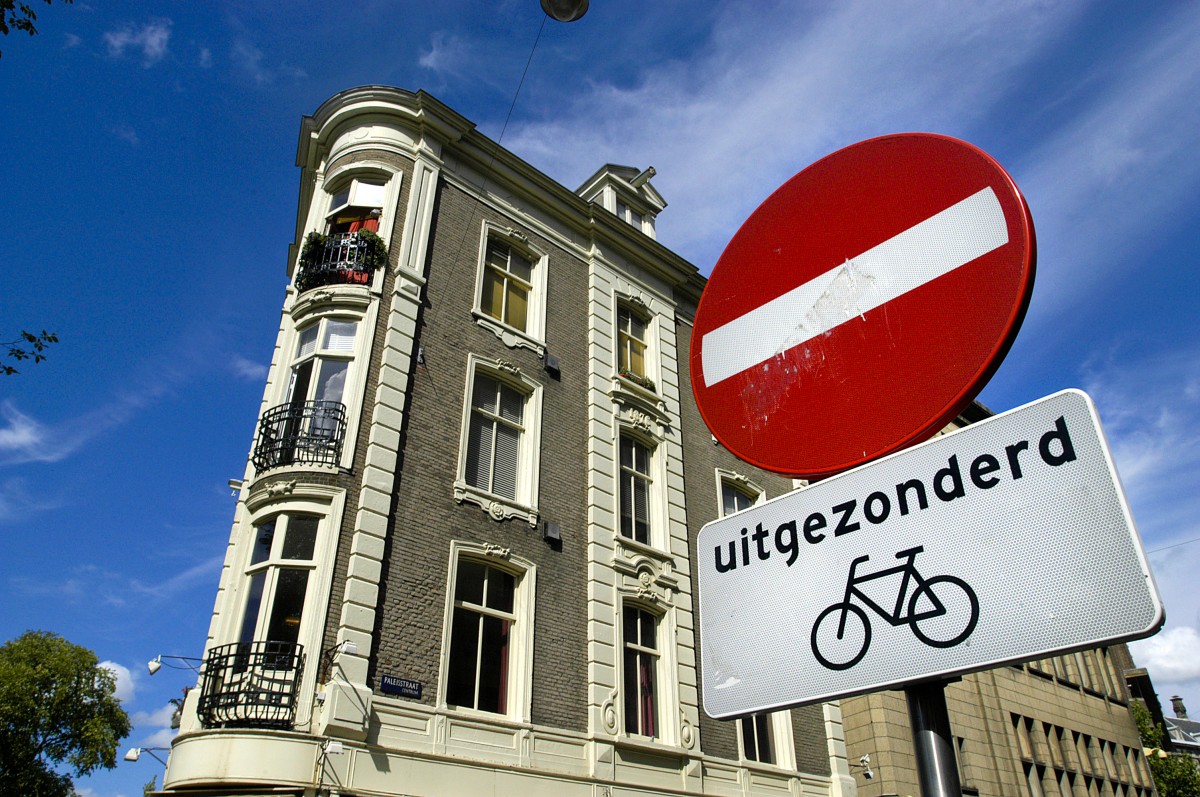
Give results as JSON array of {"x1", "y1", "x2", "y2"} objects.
[{"x1": 810, "y1": 546, "x2": 979, "y2": 671}]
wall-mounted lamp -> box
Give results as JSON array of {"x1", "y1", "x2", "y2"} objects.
[
  {"x1": 124, "y1": 747, "x2": 170, "y2": 766},
  {"x1": 147, "y1": 655, "x2": 202, "y2": 675},
  {"x1": 318, "y1": 640, "x2": 359, "y2": 682},
  {"x1": 850, "y1": 753, "x2": 875, "y2": 780}
]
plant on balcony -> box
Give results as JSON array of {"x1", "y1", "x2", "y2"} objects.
[
  {"x1": 295, "y1": 228, "x2": 389, "y2": 293},
  {"x1": 619, "y1": 368, "x2": 655, "y2": 392}
]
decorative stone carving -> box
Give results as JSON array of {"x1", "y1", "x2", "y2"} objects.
[
  {"x1": 483, "y1": 543, "x2": 511, "y2": 559},
  {"x1": 680, "y1": 711, "x2": 695, "y2": 749},
  {"x1": 266, "y1": 479, "x2": 298, "y2": 498},
  {"x1": 602, "y1": 691, "x2": 619, "y2": 734},
  {"x1": 494, "y1": 360, "x2": 522, "y2": 376}
]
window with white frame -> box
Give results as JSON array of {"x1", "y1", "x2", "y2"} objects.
[
  {"x1": 617, "y1": 304, "x2": 651, "y2": 387},
  {"x1": 740, "y1": 714, "x2": 776, "y2": 764},
  {"x1": 615, "y1": 200, "x2": 648, "y2": 234},
  {"x1": 473, "y1": 228, "x2": 547, "y2": 354},
  {"x1": 619, "y1": 434, "x2": 653, "y2": 544},
  {"x1": 721, "y1": 481, "x2": 756, "y2": 516},
  {"x1": 236, "y1": 513, "x2": 320, "y2": 650},
  {"x1": 455, "y1": 358, "x2": 543, "y2": 522},
  {"x1": 442, "y1": 548, "x2": 535, "y2": 719},
  {"x1": 481, "y1": 238, "x2": 533, "y2": 332},
  {"x1": 465, "y1": 372, "x2": 526, "y2": 499},
  {"x1": 290, "y1": 317, "x2": 357, "y2": 411},
  {"x1": 325, "y1": 176, "x2": 386, "y2": 234},
  {"x1": 622, "y1": 604, "x2": 660, "y2": 737}
]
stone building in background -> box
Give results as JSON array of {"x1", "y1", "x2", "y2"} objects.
[{"x1": 158, "y1": 86, "x2": 852, "y2": 797}]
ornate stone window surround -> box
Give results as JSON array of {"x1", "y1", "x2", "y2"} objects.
[
  {"x1": 227, "y1": 481, "x2": 346, "y2": 727},
  {"x1": 437, "y1": 541, "x2": 537, "y2": 722},
  {"x1": 300, "y1": 159, "x2": 404, "y2": 274},
  {"x1": 613, "y1": 423, "x2": 668, "y2": 551},
  {"x1": 453, "y1": 354, "x2": 543, "y2": 527},
  {"x1": 613, "y1": 596, "x2": 684, "y2": 748},
  {"x1": 471, "y1": 222, "x2": 549, "y2": 357}
]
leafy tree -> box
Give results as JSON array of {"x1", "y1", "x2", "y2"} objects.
[
  {"x1": 1131, "y1": 699, "x2": 1200, "y2": 797},
  {"x1": 2, "y1": 329, "x2": 58, "y2": 375},
  {"x1": 0, "y1": 631, "x2": 131, "y2": 797},
  {"x1": 1, "y1": 0, "x2": 73, "y2": 60}
]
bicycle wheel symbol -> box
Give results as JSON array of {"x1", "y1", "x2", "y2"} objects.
[
  {"x1": 810, "y1": 603, "x2": 872, "y2": 671},
  {"x1": 908, "y1": 575, "x2": 978, "y2": 648}
]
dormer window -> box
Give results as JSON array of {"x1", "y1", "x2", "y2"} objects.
[
  {"x1": 326, "y1": 178, "x2": 386, "y2": 233},
  {"x1": 615, "y1": 201, "x2": 644, "y2": 232}
]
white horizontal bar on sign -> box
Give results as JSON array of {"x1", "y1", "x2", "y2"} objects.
[{"x1": 701, "y1": 187, "x2": 1009, "y2": 387}]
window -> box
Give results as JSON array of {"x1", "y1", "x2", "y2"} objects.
[
  {"x1": 617, "y1": 305, "x2": 649, "y2": 383},
  {"x1": 481, "y1": 238, "x2": 533, "y2": 333},
  {"x1": 623, "y1": 605, "x2": 659, "y2": 737},
  {"x1": 465, "y1": 372, "x2": 526, "y2": 500},
  {"x1": 290, "y1": 318, "x2": 357, "y2": 410},
  {"x1": 237, "y1": 513, "x2": 320, "y2": 650},
  {"x1": 326, "y1": 177, "x2": 386, "y2": 233},
  {"x1": 454, "y1": 357, "x2": 543, "y2": 524},
  {"x1": 473, "y1": 228, "x2": 547, "y2": 355},
  {"x1": 615, "y1": 200, "x2": 646, "y2": 233},
  {"x1": 441, "y1": 546, "x2": 535, "y2": 720},
  {"x1": 446, "y1": 559, "x2": 516, "y2": 714},
  {"x1": 619, "y1": 435, "x2": 653, "y2": 544},
  {"x1": 740, "y1": 715, "x2": 776, "y2": 764},
  {"x1": 721, "y1": 481, "x2": 756, "y2": 516}
]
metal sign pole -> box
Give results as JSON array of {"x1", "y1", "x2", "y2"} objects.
[{"x1": 905, "y1": 679, "x2": 962, "y2": 797}]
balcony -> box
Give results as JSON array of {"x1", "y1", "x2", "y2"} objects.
[
  {"x1": 294, "y1": 230, "x2": 387, "y2": 293},
  {"x1": 196, "y1": 641, "x2": 304, "y2": 730},
  {"x1": 253, "y1": 400, "x2": 347, "y2": 473}
]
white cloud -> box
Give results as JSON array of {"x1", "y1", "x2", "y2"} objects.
[
  {"x1": 107, "y1": 123, "x2": 139, "y2": 146},
  {"x1": 0, "y1": 477, "x2": 60, "y2": 522},
  {"x1": 229, "y1": 354, "x2": 267, "y2": 381},
  {"x1": 103, "y1": 19, "x2": 172, "y2": 67},
  {"x1": 198, "y1": 46, "x2": 212, "y2": 68},
  {"x1": 100, "y1": 660, "x2": 136, "y2": 703},
  {"x1": 505, "y1": 1, "x2": 1090, "y2": 269},
  {"x1": 231, "y1": 37, "x2": 306, "y2": 86},
  {"x1": 1130, "y1": 627, "x2": 1200, "y2": 684},
  {"x1": 419, "y1": 32, "x2": 469, "y2": 74},
  {"x1": 0, "y1": 403, "x2": 47, "y2": 458}
]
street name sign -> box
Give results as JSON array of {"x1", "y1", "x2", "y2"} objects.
[
  {"x1": 690, "y1": 133, "x2": 1036, "y2": 479},
  {"x1": 696, "y1": 390, "x2": 1162, "y2": 718}
]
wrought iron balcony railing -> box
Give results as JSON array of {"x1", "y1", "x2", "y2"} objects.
[
  {"x1": 253, "y1": 400, "x2": 347, "y2": 472},
  {"x1": 294, "y1": 231, "x2": 386, "y2": 293},
  {"x1": 196, "y1": 641, "x2": 304, "y2": 730}
]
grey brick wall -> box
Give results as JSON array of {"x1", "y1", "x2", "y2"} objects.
[
  {"x1": 370, "y1": 179, "x2": 591, "y2": 732},
  {"x1": 675, "y1": 312, "x2": 831, "y2": 775}
]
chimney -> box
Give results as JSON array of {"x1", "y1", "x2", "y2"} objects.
[{"x1": 1171, "y1": 695, "x2": 1188, "y2": 719}]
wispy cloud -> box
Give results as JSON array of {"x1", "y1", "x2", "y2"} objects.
[
  {"x1": 1131, "y1": 627, "x2": 1200, "y2": 685},
  {"x1": 229, "y1": 354, "x2": 267, "y2": 381},
  {"x1": 103, "y1": 18, "x2": 172, "y2": 67},
  {"x1": 0, "y1": 477, "x2": 61, "y2": 522},
  {"x1": 107, "y1": 123, "x2": 139, "y2": 146},
  {"x1": 0, "y1": 378, "x2": 172, "y2": 467},
  {"x1": 9, "y1": 555, "x2": 223, "y2": 608},
  {"x1": 419, "y1": 31, "x2": 469, "y2": 75},
  {"x1": 198, "y1": 46, "x2": 212, "y2": 69},
  {"x1": 505, "y1": 1, "x2": 1089, "y2": 269},
  {"x1": 231, "y1": 37, "x2": 306, "y2": 86}
]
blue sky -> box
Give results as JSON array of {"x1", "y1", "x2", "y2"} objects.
[{"x1": 2, "y1": 2, "x2": 1198, "y2": 794}]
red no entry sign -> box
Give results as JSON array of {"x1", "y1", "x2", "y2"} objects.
[{"x1": 690, "y1": 134, "x2": 1035, "y2": 479}]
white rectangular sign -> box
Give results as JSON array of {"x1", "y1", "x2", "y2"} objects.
[{"x1": 696, "y1": 389, "x2": 1163, "y2": 718}]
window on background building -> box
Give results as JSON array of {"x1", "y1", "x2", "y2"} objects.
[
  {"x1": 445, "y1": 558, "x2": 518, "y2": 714},
  {"x1": 615, "y1": 200, "x2": 645, "y2": 232},
  {"x1": 619, "y1": 435, "x2": 653, "y2": 544},
  {"x1": 617, "y1": 304, "x2": 649, "y2": 384},
  {"x1": 237, "y1": 514, "x2": 320, "y2": 650},
  {"x1": 480, "y1": 238, "x2": 534, "y2": 333},
  {"x1": 326, "y1": 177, "x2": 386, "y2": 233},
  {"x1": 464, "y1": 372, "x2": 527, "y2": 501},
  {"x1": 720, "y1": 480, "x2": 757, "y2": 517},
  {"x1": 740, "y1": 714, "x2": 776, "y2": 764},
  {"x1": 623, "y1": 605, "x2": 659, "y2": 737}
]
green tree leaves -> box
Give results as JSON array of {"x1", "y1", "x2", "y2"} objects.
[
  {"x1": 1132, "y1": 700, "x2": 1200, "y2": 797},
  {"x1": 0, "y1": 630, "x2": 132, "y2": 797}
]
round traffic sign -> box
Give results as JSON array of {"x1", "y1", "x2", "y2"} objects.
[{"x1": 690, "y1": 133, "x2": 1035, "y2": 479}]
